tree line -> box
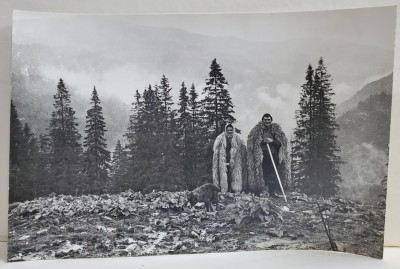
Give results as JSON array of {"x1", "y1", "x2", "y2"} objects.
[
  {"x1": 9, "y1": 58, "x2": 237, "y2": 202},
  {"x1": 9, "y1": 57, "x2": 343, "y2": 202}
]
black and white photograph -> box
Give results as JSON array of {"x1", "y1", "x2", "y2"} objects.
[{"x1": 8, "y1": 7, "x2": 395, "y2": 261}]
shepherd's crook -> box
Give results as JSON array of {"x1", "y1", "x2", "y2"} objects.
[{"x1": 266, "y1": 143, "x2": 287, "y2": 203}]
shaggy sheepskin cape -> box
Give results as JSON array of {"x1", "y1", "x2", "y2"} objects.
[
  {"x1": 247, "y1": 121, "x2": 290, "y2": 194},
  {"x1": 212, "y1": 131, "x2": 247, "y2": 193}
]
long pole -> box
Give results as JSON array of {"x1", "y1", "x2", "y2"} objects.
[
  {"x1": 266, "y1": 143, "x2": 287, "y2": 203},
  {"x1": 317, "y1": 202, "x2": 338, "y2": 251}
]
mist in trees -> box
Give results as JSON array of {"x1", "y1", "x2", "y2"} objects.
[
  {"x1": 10, "y1": 57, "x2": 367, "y2": 202},
  {"x1": 2, "y1": 57, "x2": 231, "y2": 200}
]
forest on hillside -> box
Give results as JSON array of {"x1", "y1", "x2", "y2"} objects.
[
  {"x1": 8, "y1": 55, "x2": 391, "y2": 261},
  {"x1": 9, "y1": 8, "x2": 396, "y2": 262},
  {"x1": 9, "y1": 57, "x2": 362, "y2": 202}
]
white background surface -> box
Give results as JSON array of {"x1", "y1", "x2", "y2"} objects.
[
  {"x1": 0, "y1": 242, "x2": 400, "y2": 269},
  {"x1": 0, "y1": 243, "x2": 400, "y2": 269},
  {"x1": 0, "y1": 0, "x2": 399, "y2": 267}
]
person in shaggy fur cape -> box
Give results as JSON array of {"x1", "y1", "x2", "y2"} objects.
[
  {"x1": 213, "y1": 124, "x2": 248, "y2": 193},
  {"x1": 247, "y1": 113, "x2": 290, "y2": 196}
]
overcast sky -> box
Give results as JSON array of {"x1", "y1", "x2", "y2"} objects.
[
  {"x1": 15, "y1": 7, "x2": 395, "y2": 49},
  {"x1": 12, "y1": 7, "x2": 396, "y2": 139}
]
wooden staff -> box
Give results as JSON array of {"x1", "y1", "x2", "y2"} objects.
[{"x1": 266, "y1": 143, "x2": 287, "y2": 203}]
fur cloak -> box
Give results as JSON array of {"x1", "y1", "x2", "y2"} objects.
[
  {"x1": 213, "y1": 129, "x2": 247, "y2": 193},
  {"x1": 247, "y1": 121, "x2": 290, "y2": 194}
]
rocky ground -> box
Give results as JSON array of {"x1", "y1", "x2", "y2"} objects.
[{"x1": 7, "y1": 190, "x2": 386, "y2": 261}]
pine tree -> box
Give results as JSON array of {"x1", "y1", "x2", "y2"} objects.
[
  {"x1": 188, "y1": 83, "x2": 210, "y2": 188},
  {"x1": 48, "y1": 78, "x2": 83, "y2": 195},
  {"x1": 137, "y1": 84, "x2": 164, "y2": 192},
  {"x1": 83, "y1": 87, "x2": 111, "y2": 194},
  {"x1": 123, "y1": 85, "x2": 162, "y2": 192},
  {"x1": 123, "y1": 90, "x2": 142, "y2": 190},
  {"x1": 9, "y1": 100, "x2": 23, "y2": 172},
  {"x1": 202, "y1": 58, "x2": 236, "y2": 137},
  {"x1": 177, "y1": 82, "x2": 192, "y2": 187},
  {"x1": 9, "y1": 101, "x2": 40, "y2": 202},
  {"x1": 155, "y1": 76, "x2": 183, "y2": 191},
  {"x1": 9, "y1": 100, "x2": 24, "y2": 202},
  {"x1": 189, "y1": 83, "x2": 200, "y2": 131},
  {"x1": 123, "y1": 81, "x2": 185, "y2": 193},
  {"x1": 20, "y1": 124, "x2": 40, "y2": 200},
  {"x1": 201, "y1": 59, "x2": 236, "y2": 182},
  {"x1": 158, "y1": 75, "x2": 174, "y2": 137},
  {"x1": 110, "y1": 139, "x2": 128, "y2": 193},
  {"x1": 37, "y1": 134, "x2": 52, "y2": 197},
  {"x1": 313, "y1": 58, "x2": 342, "y2": 195},
  {"x1": 293, "y1": 58, "x2": 342, "y2": 196},
  {"x1": 292, "y1": 64, "x2": 315, "y2": 188}
]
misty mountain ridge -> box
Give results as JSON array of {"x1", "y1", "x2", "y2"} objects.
[
  {"x1": 336, "y1": 73, "x2": 393, "y2": 116},
  {"x1": 12, "y1": 16, "x2": 394, "y2": 139},
  {"x1": 337, "y1": 86, "x2": 392, "y2": 201},
  {"x1": 11, "y1": 66, "x2": 130, "y2": 153},
  {"x1": 13, "y1": 20, "x2": 393, "y2": 91},
  {"x1": 11, "y1": 26, "x2": 394, "y2": 202}
]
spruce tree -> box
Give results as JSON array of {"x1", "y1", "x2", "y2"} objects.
[
  {"x1": 201, "y1": 59, "x2": 236, "y2": 182},
  {"x1": 292, "y1": 64, "x2": 315, "y2": 188},
  {"x1": 156, "y1": 76, "x2": 183, "y2": 191},
  {"x1": 37, "y1": 134, "x2": 52, "y2": 197},
  {"x1": 313, "y1": 58, "x2": 342, "y2": 195},
  {"x1": 188, "y1": 83, "x2": 210, "y2": 188},
  {"x1": 293, "y1": 58, "x2": 342, "y2": 196},
  {"x1": 48, "y1": 78, "x2": 83, "y2": 195},
  {"x1": 9, "y1": 100, "x2": 23, "y2": 172},
  {"x1": 189, "y1": 83, "x2": 200, "y2": 131},
  {"x1": 20, "y1": 124, "x2": 40, "y2": 200},
  {"x1": 137, "y1": 84, "x2": 164, "y2": 192},
  {"x1": 83, "y1": 87, "x2": 111, "y2": 194},
  {"x1": 124, "y1": 90, "x2": 142, "y2": 190},
  {"x1": 158, "y1": 75, "x2": 174, "y2": 137},
  {"x1": 9, "y1": 101, "x2": 40, "y2": 202},
  {"x1": 110, "y1": 139, "x2": 128, "y2": 193},
  {"x1": 177, "y1": 82, "x2": 192, "y2": 187},
  {"x1": 9, "y1": 100, "x2": 24, "y2": 202},
  {"x1": 202, "y1": 58, "x2": 236, "y2": 137}
]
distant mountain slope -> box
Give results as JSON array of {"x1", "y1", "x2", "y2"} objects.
[
  {"x1": 11, "y1": 58, "x2": 130, "y2": 152},
  {"x1": 336, "y1": 73, "x2": 392, "y2": 116},
  {"x1": 11, "y1": 15, "x2": 394, "y2": 138},
  {"x1": 337, "y1": 91, "x2": 391, "y2": 201}
]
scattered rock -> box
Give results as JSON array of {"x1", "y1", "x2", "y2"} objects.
[
  {"x1": 36, "y1": 229, "x2": 48, "y2": 235},
  {"x1": 55, "y1": 241, "x2": 83, "y2": 257},
  {"x1": 18, "y1": 235, "x2": 30, "y2": 241},
  {"x1": 124, "y1": 244, "x2": 138, "y2": 254},
  {"x1": 266, "y1": 228, "x2": 284, "y2": 238},
  {"x1": 143, "y1": 227, "x2": 152, "y2": 232},
  {"x1": 302, "y1": 210, "x2": 314, "y2": 215},
  {"x1": 8, "y1": 190, "x2": 386, "y2": 260},
  {"x1": 189, "y1": 231, "x2": 199, "y2": 238},
  {"x1": 8, "y1": 252, "x2": 25, "y2": 262}
]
